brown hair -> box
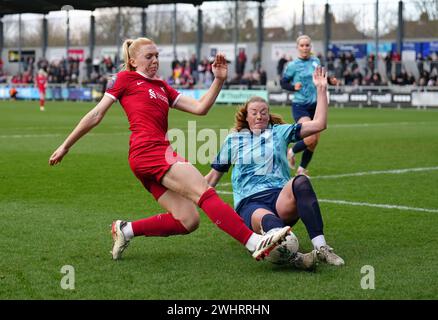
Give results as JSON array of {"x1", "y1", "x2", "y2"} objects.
[
  {"x1": 233, "y1": 96, "x2": 286, "y2": 132},
  {"x1": 121, "y1": 37, "x2": 155, "y2": 71}
]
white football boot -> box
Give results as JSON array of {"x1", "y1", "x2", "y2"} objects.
[
  {"x1": 317, "y1": 245, "x2": 345, "y2": 266},
  {"x1": 290, "y1": 250, "x2": 319, "y2": 271},
  {"x1": 252, "y1": 226, "x2": 291, "y2": 261},
  {"x1": 111, "y1": 220, "x2": 130, "y2": 260}
]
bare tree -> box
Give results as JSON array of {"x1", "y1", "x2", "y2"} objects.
[{"x1": 414, "y1": 0, "x2": 438, "y2": 20}]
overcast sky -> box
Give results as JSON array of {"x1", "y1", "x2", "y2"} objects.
[{"x1": 1, "y1": 0, "x2": 429, "y2": 35}]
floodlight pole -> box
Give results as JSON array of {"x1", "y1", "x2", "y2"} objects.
[
  {"x1": 89, "y1": 12, "x2": 95, "y2": 63},
  {"x1": 116, "y1": 7, "x2": 121, "y2": 66},
  {"x1": 324, "y1": 2, "x2": 331, "y2": 65},
  {"x1": 397, "y1": 1, "x2": 404, "y2": 56},
  {"x1": 42, "y1": 15, "x2": 48, "y2": 59},
  {"x1": 375, "y1": 0, "x2": 379, "y2": 72},
  {"x1": 0, "y1": 15, "x2": 4, "y2": 62},
  {"x1": 172, "y1": 3, "x2": 177, "y2": 61},
  {"x1": 141, "y1": 7, "x2": 147, "y2": 36},
  {"x1": 66, "y1": 9, "x2": 70, "y2": 60},
  {"x1": 196, "y1": 6, "x2": 203, "y2": 64},
  {"x1": 233, "y1": 0, "x2": 239, "y2": 61},
  {"x1": 301, "y1": 0, "x2": 305, "y2": 35},
  {"x1": 257, "y1": 1, "x2": 263, "y2": 67},
  {"x1": 18, "y1": 14, "x2": 22, "y2": 74},
  {"x1": 61, "y1": 5, "x2": 74, "y2": 64}
]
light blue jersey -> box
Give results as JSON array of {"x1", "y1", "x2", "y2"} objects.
[
  {"x1": 211, "y1": 123, "x2": 302, "y2": 209},
  {"x1": 282, "y1": 56, "x2": 320, "y2": 105}
]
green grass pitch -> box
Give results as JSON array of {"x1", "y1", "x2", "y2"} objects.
[{"x1": 0, "y1": 100, "x2": 437, "y2": 299}]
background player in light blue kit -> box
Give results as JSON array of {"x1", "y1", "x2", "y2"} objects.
[{"x1": 281, "y1": 35, "x2": 323, "y2": 176}]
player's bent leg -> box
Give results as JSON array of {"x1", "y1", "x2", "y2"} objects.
[
  {"x1": 303, "y1": 133, "x2": 319, "y2": 152},
  {"x1": 292, "y1": 175, "x2": 345, "y2": 266},
  {"x1": 162, "y1": 163, "x2": 292, "y2": 261},
  {"x1": 275, "y1": 179, "x2": 299, "y2": 225},
  {"x1": 161, "y1": 162, "x2": 210, "y2": 204},
  {"x1": 157, "y1": 189, "x2": 200, "y2": 233},
  {"x1": 162, "y1": 162, "x2": 254, "y2": 248}
]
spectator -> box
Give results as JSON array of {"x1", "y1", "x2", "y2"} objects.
[
  {"x1": 276, "y1": 54, "x2": 289, "y2": 85},
  {"x1": 235, "y1": 48, "x2": 247, "y2": 77}
]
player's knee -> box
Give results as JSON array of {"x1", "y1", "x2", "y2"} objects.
[
  {"x1": 292, "y1": 174, "x2": 313, "y2": 195},
  {"x1": 180, "y1": 211, "x2": 200, "y2": 233},
  {"x1": 305, "y1": 136, "x2": 319, "y2": 151}
]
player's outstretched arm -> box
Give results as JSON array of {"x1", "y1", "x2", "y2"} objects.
[
  {"x1": 299, "y1": 66, "x2": 328, "y2": 138},
  {"x1": 49, "y1": 96, "x2": 114, "y2": 166},
  {"x1": 205, "y1": 169, "x2": 225, "y2": 188},
  {"x1": 173, "y1": 53, "x2": 228, "y2": 115}
]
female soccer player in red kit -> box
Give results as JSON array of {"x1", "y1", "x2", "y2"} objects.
[
  {"x1": 49, "y1": 37, "x2": 290, "y2": 261},
  {"x1": 36, "y1": 69, "x2": 48, "y2": 111}
]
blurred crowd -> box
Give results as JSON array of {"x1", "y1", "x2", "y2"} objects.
[{"x1": 2, "y1": 49, "x2": 438, "y2": 89}]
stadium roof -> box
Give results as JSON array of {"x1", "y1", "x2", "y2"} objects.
[{"x1": 0, "y1": 0, "x2": 264, "y2": 15}]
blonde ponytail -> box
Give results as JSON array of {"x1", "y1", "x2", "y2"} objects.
[{"x1": 121, "y1": 39, "x2": 135, "y2": 71}]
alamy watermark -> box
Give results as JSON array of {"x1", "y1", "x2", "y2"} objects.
[
  {"x1": 166, "y1": 121, "x2": 276, "y2": 174},
  {"x1": 360, "y1": 265, "x2": 375, "y2": 290},
  {"x1": 60, "y1": 265, "x2": 75, "y2": 290}
]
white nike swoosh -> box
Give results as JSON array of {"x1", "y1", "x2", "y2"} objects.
[{"x1": 137, "y1": 82, "x2": 144, "y2": 85}]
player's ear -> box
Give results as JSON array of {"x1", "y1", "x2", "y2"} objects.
[{"x1": 129, "y1": 58, "x2": 137, "y2": 69}]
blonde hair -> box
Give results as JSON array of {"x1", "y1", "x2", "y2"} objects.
[
  {"x1": 38, "y1": 68, "x2": 47, "y2": 76},
  {"x1": 296, "y1": 34, "x2": 312, "y2": 46},
  {"x1": 233, "y1": 96, "x2": 286, "y2": 132},
  {"x1": 121, "y1": 37, "x2": 155, "y2": 71}
]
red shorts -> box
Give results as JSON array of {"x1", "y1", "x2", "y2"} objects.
[
  {"x1": 38, "y1": 87, "x2": 46, "y2": 95},
  {"x1": 129, "y1": 142, "x2": 187, "y2": 200}
]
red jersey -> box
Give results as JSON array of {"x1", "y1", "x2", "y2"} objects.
[
  {"x1": 36, "y1": 74, "x2": 47, "y2": 89},
  {"x1": 105, "y1": 71, "x2": 181, "y2": 158}
]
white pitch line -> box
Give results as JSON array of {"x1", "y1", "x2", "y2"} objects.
[
  {"x1": 318, "y1": 199, "x2": 438, "y2": 213},
  {"x1": 2, "y1": 121, "x2": 436, "y2": 138},
  {"x1": 0, "y1": 132, "x2": 128, "y2": 138},
  {"x1": 215, "y1": 190, "x2": 438, "y2": 213},
  {"x1": 328, "y1": 121, "x2": 437, "y2": 128},
  {"x1": 311, "y1": 166, "x2": 438, "y2": 179},
  {"x1": 217, "y1": 166, "x2": 438, "y2": 186}
]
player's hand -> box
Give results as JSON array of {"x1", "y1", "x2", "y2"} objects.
[
  {"x1": 49, "y1": 145, "x2": 69, "y2": 166},
  {"x1": 294, "y1": 82, "x2": 302, "y2": 91},
  {"x1": 313, "y1": 66, "x2": 327, "y2": 89},
  {"x1": 212, "y1": 53, "x2": 228, "y2": 81}
]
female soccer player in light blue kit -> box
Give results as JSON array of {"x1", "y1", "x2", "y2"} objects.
[
  {"x1": 206, "y1": 67, "x2": 344, "y2": 267},
  {"x1": 281, "y1": 35, "x2": 321, "y2": 176}
]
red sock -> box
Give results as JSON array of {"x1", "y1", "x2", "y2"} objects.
[
  {"x1": 40, "y1": 99, "x2": 44, "y2": 107},
  {"x1": 131, "y1": 213, "x2": 189, "y2": 237},
  {"x1": 198, "y1": 188, "x2": 252, "y2": 245}
]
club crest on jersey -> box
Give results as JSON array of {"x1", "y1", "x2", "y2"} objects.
[
  {"x1": 149, "y1": 88, "x2": 169, "y2": 103},
  {"x1": 149, "y1": 89, "x2": 157, "y2": 99}
]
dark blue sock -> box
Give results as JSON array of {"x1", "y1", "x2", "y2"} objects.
[
  {"x1": 292, "y1": 175, "x2": 324, "y2": 239},
  {"x1": 261, "y1": 214, "x2": 285, "y2": 233},
  {"x1": 292, "y1": 140, "x2": 307, "y2": 154},
  {"x1": 300, "y1": 149, "x2": 314, "y2": 169}
]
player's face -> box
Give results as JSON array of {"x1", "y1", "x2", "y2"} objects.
[
  {"x1": 297, "y1": 39, "x2": 311, "y2": 58},
  {"x1": 131, "y1": 44, "x2": 160, "y2": 77},
  {"x1": 246, "y1": 101, "x2": 270, "y2": 132}
]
